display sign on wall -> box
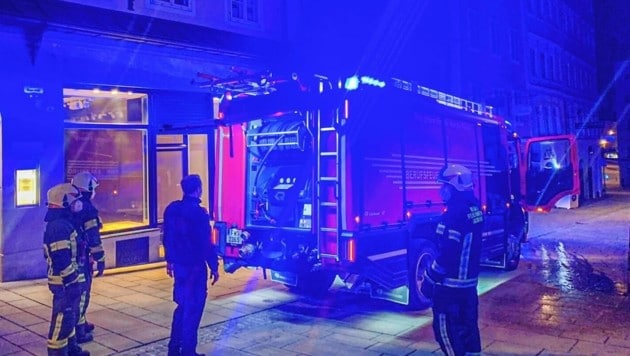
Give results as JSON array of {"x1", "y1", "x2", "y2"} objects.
[{"x1": 16, "y1": 169, "x2": 39, "y2": 206}]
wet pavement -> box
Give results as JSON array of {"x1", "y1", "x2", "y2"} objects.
[{"x1": 1, "y1": 189, "x2": 630, "y2": 355}]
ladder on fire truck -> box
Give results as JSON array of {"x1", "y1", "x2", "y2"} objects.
[{"x1": 315, "y1": 105, "x2": 342, "y2": 261}]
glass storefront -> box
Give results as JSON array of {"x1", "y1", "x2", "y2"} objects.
[{"x1": 63, "y1": 89, "x2": 149, "y2": 233}]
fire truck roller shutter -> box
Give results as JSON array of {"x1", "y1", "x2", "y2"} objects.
[{"x1": 407, "y1": 238, "x2": 437, "y2": 310}]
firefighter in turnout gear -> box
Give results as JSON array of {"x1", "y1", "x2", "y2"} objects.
[
  {"x1": 424, "y1": 164, "x2": 484, "y2": 356},
  {"x1": 43, "y1": 183, "x2": 90, "y2": 356},
  {"x1": 71, "y1": 171, "x2": 103, "y2": 343},
  {"x1": 163, "y1": 174, "x2": 219, "y2": 356}
]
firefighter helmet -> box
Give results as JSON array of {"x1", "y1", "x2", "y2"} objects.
[
  {"x1": 437, "y1": 164, "x2": 474, "y2": 191},
  {"x1": 47, "y1": 183, "x2": 81, "y2": 208},
  {"x1": 72, "y1": 171, "x2": 99, "y2": 192}
]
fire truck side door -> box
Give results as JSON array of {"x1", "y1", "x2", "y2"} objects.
[{"x1": 521, "y1": 135, "x2": 580, "y2": 211}]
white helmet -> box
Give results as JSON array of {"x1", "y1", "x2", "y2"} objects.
[
  {"x1": 437, "y1": 164, "x2": 474, "y2": 191},
  {"x1": 72, "y1": 171, "x2": 99, "y2": 192},
  {"x1": 47, "y1": 183, "x2": 81, "y2": 208}
]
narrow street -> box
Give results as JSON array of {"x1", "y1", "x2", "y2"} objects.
[{"x1": 1, "y1": 190, "x2": 630, "y2": 355}]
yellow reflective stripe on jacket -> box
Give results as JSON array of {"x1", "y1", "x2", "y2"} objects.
[
  {"x1": 84, "y1": 218, "x2": 99, "y2": 230},
  {"x1": 60, "y1": 264, "x2": 76, "y2": 278},
  {"x1": 48, "y1": 275, "x2": 64, "y2": 285},
  {"x1": 48, "y1": 240, "x2": 71, "y2": 252},
  {"x1": 90, "y1": 245, "x2": 104, "y2": 254}
]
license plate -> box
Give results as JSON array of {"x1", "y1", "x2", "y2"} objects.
[{"x1": 226, "y1": 228, "x2": 243, "y2": 245}]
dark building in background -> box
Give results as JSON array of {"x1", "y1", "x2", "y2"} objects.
[
  {"x1": 594, "y1": 0, "x2": 630, "y2": 188},
  {"x1": 289, "y1": 0, "x2": 604, "y2": 202},
  {"x1": 523, "y1": 0, "x2": 603, "y2": 202}
]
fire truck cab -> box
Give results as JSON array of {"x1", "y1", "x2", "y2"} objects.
[{"x1": 209, "y1": 72, "x2": 578, "y2": 308}]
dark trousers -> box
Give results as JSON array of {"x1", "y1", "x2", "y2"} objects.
[
  {"x1": 431, "y1": 286, "x2": 481, "y2": 356},
  {"x1": 77, "y1": 264, "x2": 92, "y2": 331},
  {"x1": 47, "y1": 285, "x2": 81, "y2": 355},
  {"x1": 168, "y1": 263, "x2": 208, "y2": 356}
]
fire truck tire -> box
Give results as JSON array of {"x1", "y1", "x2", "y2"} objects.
[
  {"x1": 408, "y1": 240, "x2": 437, "y2": 310},
  {"x1": 504, "y1": 231, "x2": 522, "y2": 271},
  {"x1": 288, "y1": 270, "x2": 337, "y2": 297}
]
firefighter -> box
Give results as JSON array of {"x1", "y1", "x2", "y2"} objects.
[
  {"x1": 71, "y1": 171, "x2": 104, "y2": 343},
  {"x1": 163, "y1": 174, "x2": 220, "y2": 356},
  {"x1": 43, "y1": 183, "x2": 90, "y2": 356},
  {"x1": 423, "y1": 164, "x2": 484, "y2": 356}
]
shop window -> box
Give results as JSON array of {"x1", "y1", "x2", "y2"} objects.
[
  {"x1": 63, "y1": 89, "x2": 147, "y2": 125},
  {"x1": 65, "y1": 129, "x2": 148, "y2": 232},
  {"x1": 63, "y1": 88, "x2": 149, "y2": 233}
]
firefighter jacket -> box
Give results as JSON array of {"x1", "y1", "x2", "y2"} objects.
[
  {"x1": 428, "y1": 191, "x2": 484, "y2": 290},
  {"x1": 75, "y1": 193, "x2": 105, "y2": 264},
  {"x1": 43, "y1": 208, "x2": 85, "y2": 291},
  {"x1": 163, "y1": 196, "x2": 218, "y2": 272}
]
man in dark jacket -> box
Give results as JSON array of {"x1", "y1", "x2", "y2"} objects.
[
  {"x1": 71, "y1": 171, "x2": 104, "y2": 343},
  {"x1": 44, "y1": 183, "x2": 90, "y2": 356},
  {"x1": 163, "y1": 174, "x2": 219, "y2": 356},
  {"x1": 424, "y1": 164, "x2": 484, "y2": 356}
]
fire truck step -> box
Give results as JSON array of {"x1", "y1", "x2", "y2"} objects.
[
  {"x1": 320, "y1": 151, "x2": 338, "y2": 156},
  {"x1": 319, "y1": 176, "x2": 338, "y2": 182},
  {"x1": 320, "y1": 227, "x2": 338, "y2": 232},
  {"x1": 320, "y1": 127, "x2": 336, "y2": 132},
  {"x1": 320, "y1": 202, "x2": 338, "y2": 207}
]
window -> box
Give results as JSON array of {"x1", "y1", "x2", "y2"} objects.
[
  {"x1": 539, "y1": 53, "x2": 546, "y2": 78},
  {"x1": 148, "y1": 0, "x2": 194, "y2": 13},
  {"x1": 64, "y1": 89, "x2": 147, "y2": 125},
  {"x1": 490, "y1": 21, "x2": 502, "y2": 55},
  {"x1": 229, "y1": 0, "x2": 259, "y2": 24},
  {"x1": 529, "y1": 49, "x2": 537, "y2": 76},
  {"x1": 63, "y1": 89, "x2": 149, "y2": 233},
  {"x1": 510, "y1": 30, "x2": 522, "y2": 62}
]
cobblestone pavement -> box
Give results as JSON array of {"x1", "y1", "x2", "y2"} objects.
[{"x1": 2, "y1": 190, "x2": 630, "y2": 355}]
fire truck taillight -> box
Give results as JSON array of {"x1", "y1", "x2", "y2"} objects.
[
  {"x1": 405, "y1": 211, "x2": 412, "y2": 219},
  {"x1": 354, "y1": 215, "x2": 361, "y2": 225},
  {"x1": 217, "y1": 112, "x2": 224, "y2": 120},
  {"x1": 210, "y1": 221, "x2": 219, "y2": 246},
  {"x1": 347, "y1": 239, "x2": 356, "y2": 262}
]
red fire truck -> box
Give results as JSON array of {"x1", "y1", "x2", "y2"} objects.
[{"x1": 208, "y1": 72, "x2": 578, "y2": 308}]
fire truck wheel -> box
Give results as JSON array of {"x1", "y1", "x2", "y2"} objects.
[
  {"x1": 289, "y1": 270, "x2": 337, "y2": 297},
  {"x1": 504, "y1": 231, "x2": 522, "y2": 271},
  {"x1": 408, "y1": 240, "x2": 437, "y2": 310}
]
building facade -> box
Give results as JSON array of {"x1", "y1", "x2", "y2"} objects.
[
  {"x1": 0, "y1": 0, "x2": 288, "y2": 281},
  {"x1": 522, "y1": 0, "x2": 603, "y2": 201},
  {"x1": 290, "y1": 0, "x2": 603, "y2": 202},
  {"x1": 594, "y1": 0, "x2": 630, "y2": 189}
]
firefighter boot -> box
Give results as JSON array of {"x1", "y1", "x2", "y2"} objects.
[
  {"x1": 85, "y1": 321, "x2": 95, "y2": 333},
  {"x1": 68, "y1": 336, "x2": 90, "y2": 356},
  {"x1": 75, "y1": 324, "x2": 93, "y2": 344}
]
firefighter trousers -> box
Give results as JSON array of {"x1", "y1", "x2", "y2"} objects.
[
  {"x1": 168, "y1": 263, "x2": 208, "y2": 356},
  {"x1": 431, "y1": 286, "x2": 481, "y2": 356},
  {"x1": 77, "y1": 264, "x2": 92, "y2": 331},
  {"x1": 47, "y1": 285, "x2": 82, "y2": 355}
]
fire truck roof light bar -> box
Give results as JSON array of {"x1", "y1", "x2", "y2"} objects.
[{"x1": 391, "y1": 78, "x2": 494, "y2": 118}]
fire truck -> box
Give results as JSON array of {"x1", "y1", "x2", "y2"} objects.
[{"x1": 207, "y1": 72, "x2": 579, "y2": 308}]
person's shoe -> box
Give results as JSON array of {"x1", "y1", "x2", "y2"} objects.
[
  {"x1": 85, "y1": 322, "x2": 95, "y2": 332},
  {"x1": 68, "y1": 344, "x2": 90, "y2": 356},
  {"x1": 76, "y1": 332, "x2": 93, "y2": 344}
]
